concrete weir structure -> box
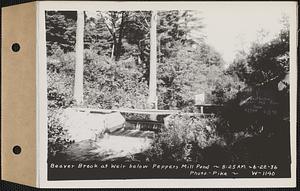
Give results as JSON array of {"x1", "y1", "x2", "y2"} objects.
[{"x1": 62, "y1": 108, "x2": 125, "y2": 142}]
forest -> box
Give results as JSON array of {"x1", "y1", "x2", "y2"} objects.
[{"x1": 47, "y1": 10, "x2": 290, "y2": 164}]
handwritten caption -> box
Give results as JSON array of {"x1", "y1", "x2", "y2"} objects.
[{"x1": 49, "y1": 163, "x2": 279, "y2": 177}]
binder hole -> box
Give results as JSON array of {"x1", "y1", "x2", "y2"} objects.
[
  {"x1": 11, "y1": 43, "x2": 20, "y2": 52},
  {"x1": 13, "y1": 145, "x2": 21, "y2": 155}
]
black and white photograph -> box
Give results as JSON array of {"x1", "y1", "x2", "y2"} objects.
[{"x1": 40, "y1": 1, "x2": 296, "y2": 185}]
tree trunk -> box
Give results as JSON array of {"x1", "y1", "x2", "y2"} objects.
[
  {"x1": 148, "y1": 10, "x2": 157, "y2": 110},
  {"x1": 111, "y1": 28, "x2": 116, "y2": 59},
  {"x1": 111, "y1": 43, "x2": 115, "y2": 59},
  {"x1": 74, "y1": 11, "x2": 84, "y2": 105},
  {"x1": 115, "y1": 12, "x2": 125, "y2": 61}
]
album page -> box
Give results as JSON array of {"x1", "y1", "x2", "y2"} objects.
[{"x1": 36, "y1": 1, "x2": 297, "y2": 188}]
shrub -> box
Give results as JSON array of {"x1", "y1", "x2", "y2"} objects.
[
  {"x1": 48, "y1": 108, "x2": 74, "y2": 158},
  {"x1": 47, "y1": 51, "x2": 75, "y2": 109},
  {"x1": 47, "y1": 53, "x2": 75, "y2": 158},
  {"x1": 146, "y1": 113, "x2": 226, "y2": 162}
]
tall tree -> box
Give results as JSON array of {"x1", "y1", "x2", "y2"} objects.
[
  {"x1": 97, "y1": 11, "x2": 129, "y2": 61},
  {"x1": 157, "y1": 43, "x2": 229, "y2": 109},
  {"x1": 230, "y1": 18, "x2": 289, "y2": 88},
  {"x1": 156, "y1": 11, "x2": 222, "y2": 109},
  {"x1": 74, "y1": 11, "x2": 85, "y2": 105},
  {"x1": 148, "y1": 10, "x2": 158, "y2": 109}
]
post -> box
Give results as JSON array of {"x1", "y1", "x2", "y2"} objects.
[
  {"x1": 74, "y1": 11, "x2": 84, "y2": 105},
  {"x1": 148, "y1": 10, "x2": 157, "y2": 110}
]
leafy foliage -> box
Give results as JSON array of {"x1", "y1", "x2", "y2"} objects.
[
  {"x1": 48, "y1": 108, "x2": 74, "y2": 158},
  {"x1": 156, "y1": 11, "x2": 242, "y2": 109},
  {"x1": 158, "y1": 43, "x2": 243, "y2": 109},
  {"x1": 46, "y1": 11, "x2": 77, "y2": 54},
  {"x1": 158, "y1": 10, "x2": 204, "y2": 60},
  {"x1": 146, "y1": 113, "x2": 226, "y2": 162},
  {"x1": 47, "y1": 49, "x2": 76, "y2": 157},
  {"x1": 83, "y1": 49, "x2": 149, "y2": 109},
  {"x1": 229, "y1": 20, "x2": 289, "y2": 88}
]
